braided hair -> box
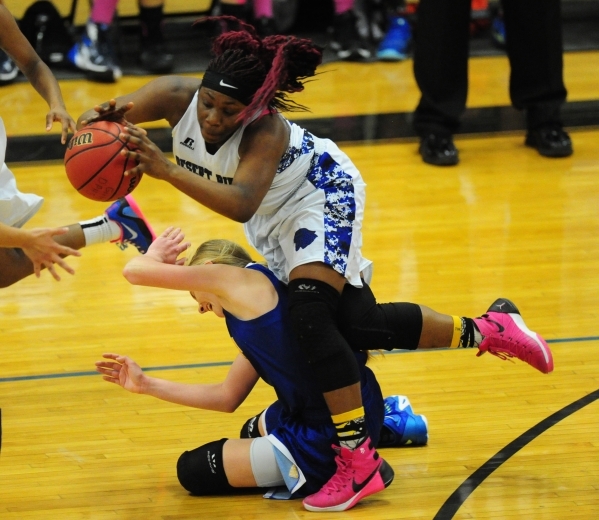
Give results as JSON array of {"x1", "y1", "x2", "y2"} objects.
[{"x1": 196, "y1": 16, "x2": 323, "y2": 124}]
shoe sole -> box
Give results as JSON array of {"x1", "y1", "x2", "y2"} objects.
[
  {"x1": 421, "y1": 153, "x2": 459, "y2": 166},
  {"x1": 419, "y1": 144, "x2": 459, "y2": 166},
  {"x1": 524, "y1": 137, "x2": 573, "y2": 158},
  {"x1": 376, "y1": 51, "x2": 408, "y2": 61},
  {"x1": 124, "y1": 195, "x2": 157, "y2": 242},
  {"x1": 0, "y1": 69, "x2": 18, "y2": 82}
]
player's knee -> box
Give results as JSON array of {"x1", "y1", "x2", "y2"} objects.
[
  {"x1": 288, "y1": 278, "x2": 361, "y2": 390},
  {"x1": 288, "y1": 278, "x2": 342, "y2": 363},
  {"x1": 177, "y1": 438, "x2": 235, "y2": 495},
  {"x1": 339, "y1": 284, "x2": 423, "y2": 351},
  {"x1": 240, "y1": 412, "x2": 263, "y2": 438}
]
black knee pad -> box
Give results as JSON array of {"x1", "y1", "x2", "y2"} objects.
[
  {"x1": 339, "y1": 283, "x2": 423, "y2": 351},
  {"x1": 240, "y1": 412, "x2": 263, "y2": 438},
  {"x1": 177, "y1": 438, "x2": 235, "y2": 495},
  {"x1": 288, "y1": 278, "x2": 361, "y2": 392}
]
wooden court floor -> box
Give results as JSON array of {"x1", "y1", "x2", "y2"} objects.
[{"x1": 1, "y1": 51, "x2": 599, "y2": 519}]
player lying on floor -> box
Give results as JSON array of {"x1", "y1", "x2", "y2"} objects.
[{"x1": 95, "y1": 227, "x2": 552, "y2": 509}]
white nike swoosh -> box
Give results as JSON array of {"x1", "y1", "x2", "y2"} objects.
[
  {"x1": 121, "y1": 222, "x2": 138, "y2": 240},
  {"x1": 219, "y1": 79, "x2": 238, "y2": 89}
]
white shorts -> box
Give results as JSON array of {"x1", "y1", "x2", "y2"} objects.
[
  {"x1": 0, "y1": 118, "x2": 43, "y2": 228},
  {"x1": 244, "y1": 145, "x2": 372, "y2": 287}
]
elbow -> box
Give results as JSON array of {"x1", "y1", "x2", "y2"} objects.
[
  {"x1": 230, "y1": 207, "x2": 255, "y2": 223},
  {"x1": 234, "y1": 214, "x2": 251, "y2": 224},
  {"x1": 122, "y1": 264, "x2": 141, "y2": 285},
  {"x1": 221, "y1": 395, "x2": 246, "y2": 413},
  {"x1": 222, "y1": 402, "x2": 241, "y2": 414}
]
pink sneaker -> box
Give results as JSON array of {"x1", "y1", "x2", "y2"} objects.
[
  {"x1": 474, "y1": 298, "x2": 554, "y2": 374},
  {"x1": 302, "y1": 439, "x2": 394, "y2": 512}
]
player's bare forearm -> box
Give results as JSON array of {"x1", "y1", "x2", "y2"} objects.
[{"x1": 166, "y1": 168, "x2": 259, "y2": 222}]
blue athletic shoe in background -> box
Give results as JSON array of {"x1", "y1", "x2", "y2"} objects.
[
  {"x1": 376, "y1": 16, "x2": 412, "y2": 61},
  {"x1": 105, "y1": 195, "x2": 156, "y2": 254},
  {"x1": 378, "y1": 395, "x2": 428, "y2": 447},
  {"x1": 491, "y1": 15, "x2": 506, "y2": 48}
]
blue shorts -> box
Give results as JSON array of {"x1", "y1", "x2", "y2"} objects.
[{"x1": 263, "y1": 367, "x2": 384, "y2": 498}]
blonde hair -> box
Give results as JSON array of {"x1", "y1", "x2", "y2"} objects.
[{"x1": 187, "y1": 239, "x2": 255, "y2": 268}]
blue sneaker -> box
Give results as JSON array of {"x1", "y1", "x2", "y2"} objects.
[
  {"x1": 378, "y1": 395, "x2": 428, "y2": 447},
  {"x1": 68, "y1": 21, "x2": 122, "y2": 82},
  {"x1": 105, "y1": 195, "x2": 156, "y2": 254},
  {"x1": 491, "y1": 15, "x2": 506, "y2": 48},
  {"x1": 376, "y1": 16, "x2": 411, "y2": 61}
]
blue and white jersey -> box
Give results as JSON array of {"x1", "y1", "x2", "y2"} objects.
[
  {"x1": 172, "y1": 90, "x2": 311, "y2": 216},
  {"x1": 223, "y1": 263, "x2": 384, "y2": 498},
  {"x1": 171, "y1": 91, "x2": 372, "y2": 286}
]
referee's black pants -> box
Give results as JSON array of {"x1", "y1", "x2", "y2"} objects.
[{"x1": 412, "y1": 0, "x2": 568, "y2": 137}]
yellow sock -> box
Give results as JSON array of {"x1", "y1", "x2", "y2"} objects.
[
  {"x1": 450, "y1": 316, "x2": 462, "y2": 348},
  {"x1": 332, "y1": 407, "x2": 367, "y2": 449},
  {"x1": 332, "y1": 407, "x2": 365, "y2": 425}
]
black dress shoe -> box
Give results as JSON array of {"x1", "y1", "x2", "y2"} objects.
[
  {"x1": 525, "y1": 124, "x2": 573, "y2": 157},
  {"x1": 419, "y1": 133, "x2": 459, "y2": 166}
]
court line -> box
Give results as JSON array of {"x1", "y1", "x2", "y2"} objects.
[
  {"x1": 1, "y1": 335, "x2": 598, "y2": 384},
  {"x1": 433, "y1": 387, "x2": 599, "y2": 520}
]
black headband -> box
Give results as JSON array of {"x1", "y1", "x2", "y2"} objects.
[{"x1": 201, "y1": 70, "x2": 256, "y2": 106}]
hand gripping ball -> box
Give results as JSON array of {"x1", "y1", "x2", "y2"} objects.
[{"x1": 64, "y1": 120, "x2": 141, "y2": 202}]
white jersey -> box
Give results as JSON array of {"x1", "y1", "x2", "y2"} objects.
[
  {"x1": 172, "y1": 92, "x2": 371, "y2": 286},
  {"x1": 0, "y1": 117, "x2": 43, "y2": 228}
]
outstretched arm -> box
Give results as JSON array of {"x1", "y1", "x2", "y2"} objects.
[
  {"x1": 0, "y1": 4, "x2": 75, "y2": 143},
  {"x1": 119, "y1": 112, "x2": 288, "y2": 223},
  {"x1": 96, "y1": 352, "x2": 260, "y2": 412},
  {"x1": 0, "y1": 222, "x2": 81, "y2": 280},
  {"x1": 122, "y1": 227, "x2": 279, "y2": 320},
  {"x1": 77, "y1": 76, "x2": 200, "y2": 129}
]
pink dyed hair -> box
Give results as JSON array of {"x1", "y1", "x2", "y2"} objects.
[{"x1": 196, "y1": 16, "x2": 323, "y2": 124}]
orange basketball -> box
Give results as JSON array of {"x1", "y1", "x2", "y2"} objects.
[{"x1": 64, "y1": 121, "x2": 142, "y2": 202}]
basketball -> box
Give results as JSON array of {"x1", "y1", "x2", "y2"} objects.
[{"x1": 64, "y1": 120, "x2": 142, "y2": 202}]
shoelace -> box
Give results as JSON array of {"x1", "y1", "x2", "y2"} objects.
[
  {"x1": 320, "y1": 447, "x2": 354, "y2": 494},
  {"x1": 476, "y1": 315, "x2": 527, "y2": 364}
]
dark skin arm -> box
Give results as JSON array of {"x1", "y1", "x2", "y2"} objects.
[
  {"x1": 0, "y1": 4, "x2": 75, "y2": 142},
  {"x1": 118, "y1": 83, "x2": 289, "y2": 223},
  {"x1": 77, "y1": 75, "x2": 201, "y2": 129},
  {"x1": 125, "y1": 113, "x2": 288, "y2": 222},
  {"x1": 79, "y1": 78, "x2": 289, "y2": 223}
]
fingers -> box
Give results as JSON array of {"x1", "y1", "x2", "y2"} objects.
[
  {"x1": 95, "y1": 361, "x2": 121, "y2": 371},
  {"x1": 54, "y1": 256, "x2": 76, "y2": 275},
  {"x1": 120, "y1": 127, "x2": 145, "y2": 142},
  {"x1": 162, "y1": 226, "x2": 183, "y2": 238},
  {"x1": 45, "y1": 262, "x2": 61, "y2": 281},
  {"x1": 102, "y1": 353, "x2": 123, "y2": 361},
  {"x1": 161, "y1": 227, "x2": 189, "y2": 247},
  {"x1": 124, "y1": 164, "x2": 143, "y2": 178},
  {"x1": 60, "y1": 120, "x2": 70, "y2": 145},
  {"x1": 95, "y1": 99, "x2": 117, "y2": 113},
  {"x1": 124, "y1": 121, "x2": 147, "y2": 135}
]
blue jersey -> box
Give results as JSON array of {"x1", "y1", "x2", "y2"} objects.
[{"x1": 224, "y1": 263, "x2": 384, "y2": 497}]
